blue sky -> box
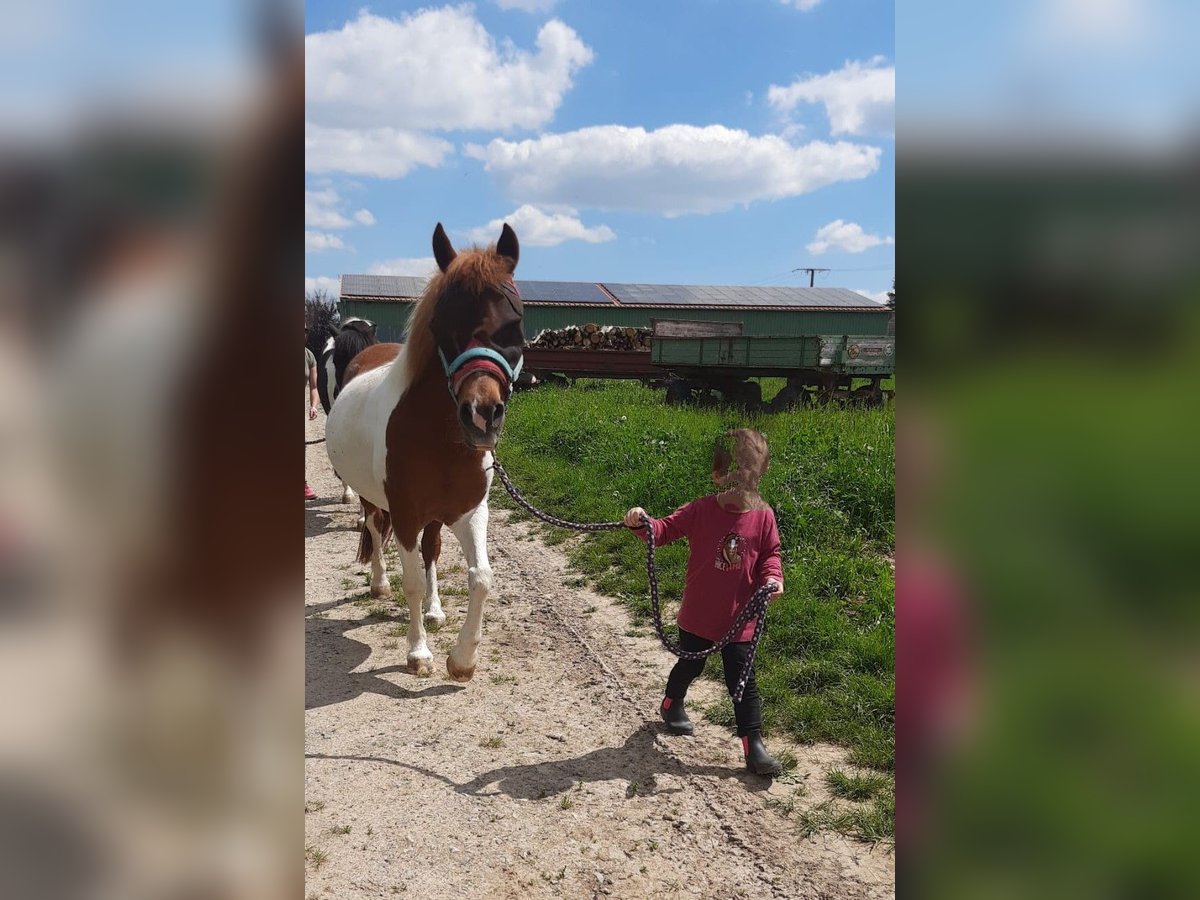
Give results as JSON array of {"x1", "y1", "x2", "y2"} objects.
[{"x1": 305, "y1": 1, "x2": 894, "y2": 301}]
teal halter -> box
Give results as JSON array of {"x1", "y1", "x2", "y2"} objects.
[{"x1": 438, "y1": 345, "x2": 524, "y2": 400}]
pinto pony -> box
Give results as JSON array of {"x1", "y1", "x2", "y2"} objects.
[
  {"x1": 316, "y1": 317, "x2": 379, "y2": 415},
  {"x1": 317, "y1": 316, "x2": 382, "y2": 506},
  {"x1": 325, "y1": 223, "x2": 524, "y2": 681}
]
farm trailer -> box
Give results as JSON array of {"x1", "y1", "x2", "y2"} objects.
[{"x1": 522, "y1": 320, "x2": 895, "y2": 409}]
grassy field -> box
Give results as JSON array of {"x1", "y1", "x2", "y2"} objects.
[{"x1": 495, "y1": 379, "x2": 894, "y2": 836}]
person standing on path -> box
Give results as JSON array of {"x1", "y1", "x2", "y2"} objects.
[
  {"x1": 305, "y1": 326, "x2": 319, "y2": 501},
  {"x1": 624, "y1": 428, "x2": 785, "y2": 776}
]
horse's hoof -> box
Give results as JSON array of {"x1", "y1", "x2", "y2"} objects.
[
  {"x1": 370, "y1": 584, "x2": 393, "y2": 600},
  {"x1": 446, "y1": 657, "x2": 475, "y2": 683},
  {"x1": 407, "y1": 653, "x2": 433, "y2": 678},
  {"x1": 424, "y1": 611, "x2": 446, "y2": 631}
]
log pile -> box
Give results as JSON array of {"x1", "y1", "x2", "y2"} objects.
[{"x1": 529, "y1": 323, "x2": 652, "y2": 351}]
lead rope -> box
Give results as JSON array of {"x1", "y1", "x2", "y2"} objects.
[{"x1": 489, "y1": 458, "x2": 772, "y2": 702}]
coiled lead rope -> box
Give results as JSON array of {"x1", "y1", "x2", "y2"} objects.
[{"x1": 490, "y1": 458, "x2": 771, "y2": 702}]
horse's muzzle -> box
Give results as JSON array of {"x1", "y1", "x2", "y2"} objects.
[{"x1": 459, "y1": 400, "x2": 505, "y2": 449}]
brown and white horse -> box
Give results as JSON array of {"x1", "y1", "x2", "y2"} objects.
[{"x1": 325, "y1": 223, "x2": 524, "y2": 681}]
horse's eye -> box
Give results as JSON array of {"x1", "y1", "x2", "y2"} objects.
[{"x1": 494, "y1": 321, "x2": 524, "y2": 347}]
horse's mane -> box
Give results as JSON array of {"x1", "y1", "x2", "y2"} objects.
[
  {"x1": 331, "y1": 323, "x2": 378, "y2": 384},
  {"x1": 402, "y1": 246, "x2": 511, "y2": 385}
]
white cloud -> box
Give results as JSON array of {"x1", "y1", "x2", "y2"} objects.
[
  {"x1": 768, "y1": 58, "x2": 894, "y2": 136},
  {"x1": 305, "y1": 123, "x2": 453, "y2": 179},
  {"x1": 495, "y1": 0, "x2": 558, "y2": 12},
  {"x1": 305, "y1": 8, "x2": 592, "y2": 132},
  {"x1": 367, "y1": 257, "x2": 439, "y2": 277},
  {"x1": 305, "y1": 231, "x2": 346, "y2": 253},
  {"x1": 780, "y1": 0, "x2": 823, "y2": 10},
  {"x1": 465, "y1": 205, "x2": 615, "y2": 247},
  {"x1": 806, "y1": 220, "x2": 894, "y2": 255},
  {"x1": 1029, "y1": 0, "x2": 1153, "y2": 53},
  {"x1": 306, "y1": 276, "x2": 341, "y2": 297},
  {"x1": 305, "y1": 187, "x2": 377, "y2": 231},
  {"x1": 854, "y1": 289, "x2": 890, "y2": 305},
  {"x1": 466, "y1": 124, "x2": 880, "y2": 216}
]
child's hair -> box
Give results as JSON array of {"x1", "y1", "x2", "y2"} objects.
[{"x1": 712, "y1": 429, "x2": 770, "y2": 492}]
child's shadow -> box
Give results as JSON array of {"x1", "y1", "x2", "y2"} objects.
[
  {"x1": 309, "y1": 723, "x2": 771, "y2": 797},
  {"x1": 459, "y1": 722, "x2": 770, "y2": 799}
]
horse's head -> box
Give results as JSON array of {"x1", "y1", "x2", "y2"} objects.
[
  {"x1": 341, "y1": 317, "x2": 377, "y2": 340},
  {"x1": 428, "y1": 222, "x2": 524, "y2": 451}
]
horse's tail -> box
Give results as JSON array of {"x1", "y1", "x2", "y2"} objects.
[{"x1": 356, "y1": 503, "x2": 392, "y2": 564}]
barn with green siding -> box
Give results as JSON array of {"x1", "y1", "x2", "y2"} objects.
[{"x1": 338, "y1": 275, "x2": 889, "y2": 342}]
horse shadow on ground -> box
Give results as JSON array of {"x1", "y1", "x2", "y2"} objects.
[
  {"x1": 305, "y1": 610, "x2": 463, "y2": 710},
  {"x1": 306, "y1": 722, "x2": 772, "y2": 797},
  {"x1": 305, "y1": 501, "x2": 358, "y2": 539}
]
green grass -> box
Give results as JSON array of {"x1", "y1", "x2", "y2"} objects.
[
  {"x1": 796, "y1": 796, "x2": 894, "y2": 843},
  {"x1": 497, "y1": 380, "x2": 894, "y2": 785},
  {"x1": 305, "y1": 845, "x2": 329, "y2": 870},
  {"x1": 826, "y1": 769, "x2": 892, "y2": 801}
]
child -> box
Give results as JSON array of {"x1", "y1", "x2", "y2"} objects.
[{"x1": 624, "y1": 429, "x2": 785, "y2": 776}]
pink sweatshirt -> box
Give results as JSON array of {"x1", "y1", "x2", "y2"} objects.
[{"x1": 633, "y1": 495, "x2": 784, "y2": 642}]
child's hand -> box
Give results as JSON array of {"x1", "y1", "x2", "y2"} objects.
[
  {"x1": 624, "y1": 507, "x2": 648, "y2": 528},
  {"x1": 764, "y1": 579, "x2": 783, "y2": 602}
]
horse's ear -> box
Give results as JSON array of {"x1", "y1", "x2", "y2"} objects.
[
  {"x1": 433, "y1": 222, "x2": 457, "y2": 272},
  {"x1": 496, "y1": 223, "x2": 519, "y2": 270}
]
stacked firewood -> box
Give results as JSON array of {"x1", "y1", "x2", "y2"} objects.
[{"x1": 528, "y1": 324, "x2": 653, "y2": 351}]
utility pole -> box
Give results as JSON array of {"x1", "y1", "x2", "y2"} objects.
[{"x1": 792, "y1": 267, "x2": 830, "y2": 287}]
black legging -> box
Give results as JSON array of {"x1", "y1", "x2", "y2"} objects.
[{"x1": 665, "y1": 628, "x2": 762, "y2": 737}]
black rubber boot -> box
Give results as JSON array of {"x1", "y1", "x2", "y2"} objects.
[
  {"x1": 743, "y1": 732, "x2": 782, "y2": 776},
  {"x1": 660, "y1": 697, "x2": 694, "y2": 735}
]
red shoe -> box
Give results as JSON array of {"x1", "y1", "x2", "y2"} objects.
[{"x1": 304, "y1": 483, "x2": 317, "y2": 501}]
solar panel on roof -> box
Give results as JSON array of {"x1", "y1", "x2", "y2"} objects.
[
  {"x1": 515, "y1": 281, "x2": 612, "y2": 304},
  {"x1": 338, "y1": 274, "x2": 885, "y2": 309},
  {"x1": 601, "y1": 283, "x2": 882, "y2": 308},
  {"x1": 340, "y1": 274, "x2": 428, "y2": 298}
]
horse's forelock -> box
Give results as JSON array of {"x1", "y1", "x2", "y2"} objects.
[{"x1": 403, "y1": 246, "x2": 513, "y2": 384}]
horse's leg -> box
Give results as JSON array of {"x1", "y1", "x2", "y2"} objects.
[
  {"x1": 398, "y1": 541, "x2": 432, "y2": 676},
  {"x1": 341, "y1": 478, "x2": 358, "y2": 506},
  {"x1": 358, "y1": 501, "x2": 391, "y2": 599},
  {"x1": 446, "y1": 501, "x2": 490, "y2": 683},
  {"x1": 421, "y1": 522, "x2": 445, "y2": 630}
]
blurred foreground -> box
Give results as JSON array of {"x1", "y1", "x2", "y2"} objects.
[
  {"x1": 1, "y1": 3, "x2": 300, "y2": 898},
  {"x1": 899, "y1": 2, "x2": 1200, "y2": 896}
]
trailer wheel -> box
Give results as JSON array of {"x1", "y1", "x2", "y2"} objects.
[
  {"x1": 665, "y1": 381, "x2": 693, "y2": 405},
  {"x1": 720, "y1": 380, "x2": 761, "y2": 411},
  {"x1": 768, "y1": 383, "x2": 806, "y2": 412},
  {"x1": 849, "y1": 382, "x2": 884, "y2": 408}
]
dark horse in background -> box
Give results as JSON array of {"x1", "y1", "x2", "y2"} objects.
[{"x1": 316, "y1": 316, "x2": 379, "y2": 415}]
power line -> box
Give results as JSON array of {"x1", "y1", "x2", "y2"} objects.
[{"x1": 818, "y1": 265, "x2": 895, "y2": 272}]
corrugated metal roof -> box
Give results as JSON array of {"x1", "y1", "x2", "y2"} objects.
[{"x1": 340, "y1": 275, "x2": 883, "y2": 310}]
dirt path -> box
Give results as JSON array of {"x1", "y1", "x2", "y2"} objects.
[{"x1": 305, "y1": 412, "x2": 894, "y2": 899}]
